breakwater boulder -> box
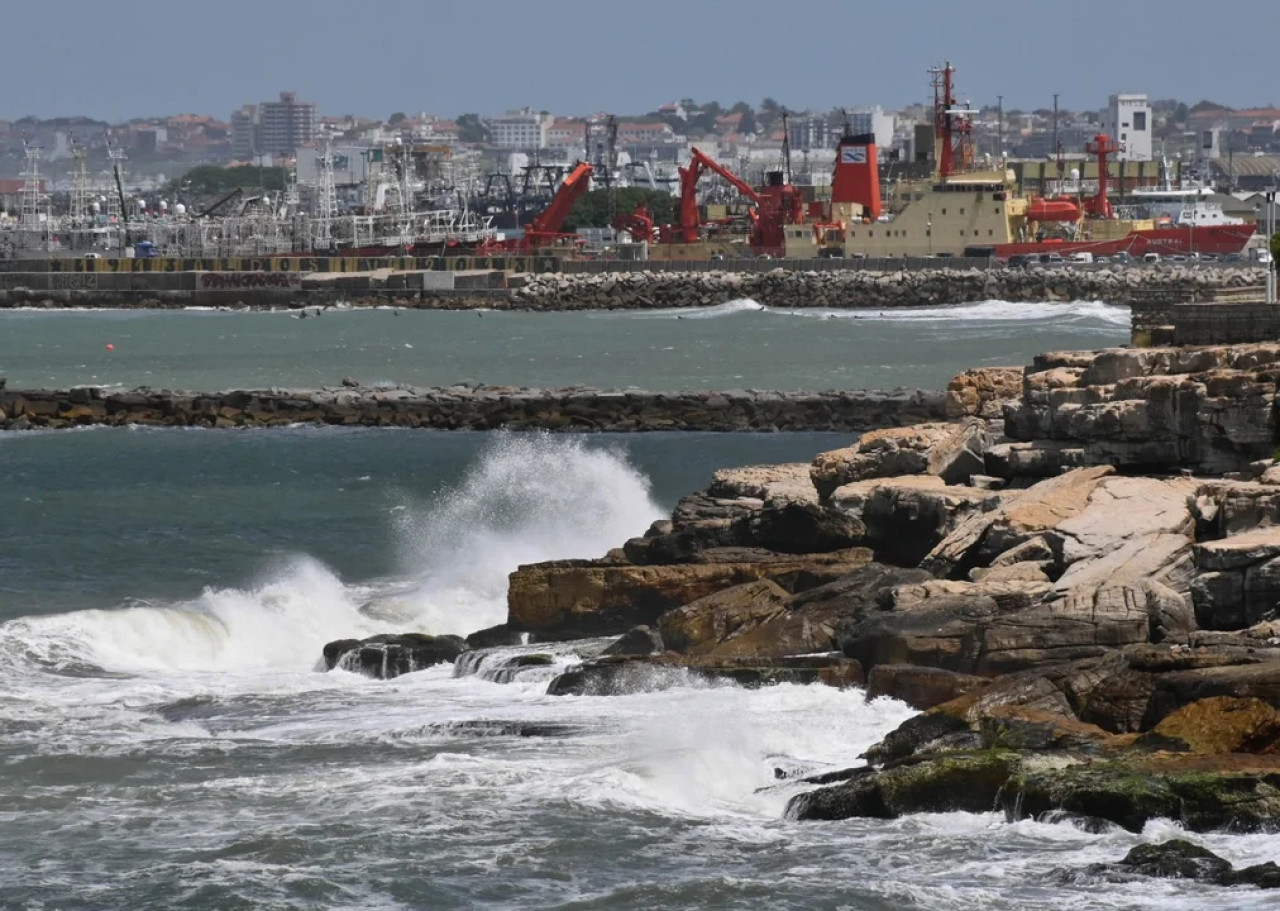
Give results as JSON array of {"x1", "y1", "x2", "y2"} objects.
[
  {"x1": 0, "y1": 384, "x2": 946, "y2": 433},
  {"x1": 510, "y1": 266, "x2": 1265, "y2": 311}
]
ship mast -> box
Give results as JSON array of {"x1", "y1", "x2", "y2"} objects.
[{"x1": 930, "y1": 61, "x2": 975, "y2": 181}]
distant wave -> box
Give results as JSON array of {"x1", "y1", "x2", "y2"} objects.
[{"x1": 620, "y1": 298, "x2": 1129, "y2": 327}]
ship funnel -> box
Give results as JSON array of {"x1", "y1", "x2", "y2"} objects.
[{"x1": 832, "y1": 132, "x2": 881, "y2": 220}]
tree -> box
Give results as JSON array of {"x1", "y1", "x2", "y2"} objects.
[
  {"x1": 729, "y1": 100, "x2": 753, "y2": 116},
  {"x1": 1173, "y1": 103, "x2": 1189, "y2": 124},
  {"x1": 388, "y1": 112, "x2": 407, "y2": 126},
  {"x1": 564, "y1": 188, "x2": 678, "y2": 231},
  {"x1": 456, "y1": 113, "x2": 490, "y2": 144},
  {"x1": 761, "y1": 97, "x2": 780, "y2": 114},
  {"x1": 738, "y1": 109, "x2": 758, "y2": 136},
  {"x1": 167, "y1": 164, "x2": 286, "y2": 197},
  {"x1": 1191, "y1": 100, "x2": 1230, "y2": 113}
]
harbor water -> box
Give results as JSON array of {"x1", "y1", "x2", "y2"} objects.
[{"x1": 6, "y1": 301, "x2": 1271, "y2": 910}]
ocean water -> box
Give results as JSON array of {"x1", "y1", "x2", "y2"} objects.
[
  {"x1": 4, "y1": 306, "x2": 1273, "y2": 909},
  {"x1": 0, "y1": 299, "x2": 1129, "y2": 391}
]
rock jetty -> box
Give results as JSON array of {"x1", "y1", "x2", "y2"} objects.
[
  {"x1": 0, "y1": 264, "x2": 1263, "y2": 311},
  {"x1": 463, "y1": 341, "x2": 1280, "y2": 836},
  {"x1": 509, "y1": 266, "x2": 1265, "y2": 311},
  {"x1": 0, "y1": 383, "x2": 948, "y2": 433}
]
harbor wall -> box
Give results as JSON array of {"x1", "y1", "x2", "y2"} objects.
[
  {"x1": 0, "y1": 266, "x2": 1264, "y2": 312},
  {"x1": 0, "y1": 384, "x2": 947, "y2": 433}
]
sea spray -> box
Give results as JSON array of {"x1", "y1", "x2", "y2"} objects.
[
  {"x1": 390, "y1": 432, "x2": 663, "y2": 635},
  {"x1": 0, "y1": 435, "x2": 661, "y2": 676}
]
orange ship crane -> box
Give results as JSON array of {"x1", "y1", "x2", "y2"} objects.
[
  {"x1": 522, "y1": 160, "x2": 594, "y2": 247},
  {"x1": 677, "y1": 147, "x2": 760, "y2": 243}
]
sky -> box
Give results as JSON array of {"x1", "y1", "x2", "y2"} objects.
[{"x1": 5, "y1": 0, "x2": 1275, "y2": 122}]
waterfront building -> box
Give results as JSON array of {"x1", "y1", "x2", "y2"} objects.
[{"x1": 1099, "y1": 93, "x2": 1152, "y2": 161}]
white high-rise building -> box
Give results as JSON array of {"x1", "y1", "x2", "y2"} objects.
[
  {"x1": 845, "y1": 106, "x2": 895, "y2": 150},
  {"x1": 485, "y1": 108, "x2": 552, "y2": 149},
  {"x1": 1099, "y1": 93, "x2": 1152, "y2": 161}
]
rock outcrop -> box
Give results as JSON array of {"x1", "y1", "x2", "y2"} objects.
[{"x1": 322, "y1": 633, "x2": 467, "y2": 679}]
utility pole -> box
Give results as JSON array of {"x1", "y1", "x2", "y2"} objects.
[
  {"x1": 997, "y1": 94, "x2": 1004, "y2": 161},
  {"x1": 1268, "y1": 183, "x2": 1277, "y2": 305},
  {"x1": 1052, "y1": 93, "x2": 1059, "y2": 165}
]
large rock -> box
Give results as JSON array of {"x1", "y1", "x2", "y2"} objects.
[
  {"x1": 322, "y1": 633, "x2": 467, "y2": 679},
  {"x1": 507, "y1": 552, "x2": 871, "y2": 639},
  {"x1": 944, "y1": 366, "x2": 1024, "y2": 420},
  {"x1": 1004, "y1": 345, "x2": 1280, "y2": 475},
  {"x1": 546, "y1": 653, "x2": 864, "y2": 696},
  {"x1": 831, "y1": 475, "x2": 1001, "y2": 566},
  {"x1": 658, "y1": 579, "x2": 792, "y2": 656},
  {"x1": 810, "y1": 419, "x2": 992, "y2": 499},
  {"x1": 1088, "y1": 840, "x2": 1280, "y2": 889},
  {"x1": 1192, "y1": 527, "x2": 1280, "y2": 630},
  {"x1": 865, "y1": 664, "x2": 989, "y2": 710},
  {"x1": 1141, "y1": 696, "x2": 1280, "y2": 754}
]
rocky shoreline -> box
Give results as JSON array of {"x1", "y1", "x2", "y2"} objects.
[
  {"x1": 0, "y1": 380, "x2": 956, "y2": 433},
  {"x1": 319, "y1": 341, "x2": 1280, "y2": 859}
]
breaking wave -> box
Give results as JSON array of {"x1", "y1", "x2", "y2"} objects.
[{"x1": 0, "y1": 434, "x2": 661, "y2": 676}]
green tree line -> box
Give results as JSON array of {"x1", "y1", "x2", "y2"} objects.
[
  {"x1": 566, "y1": 188, "x2": 677, "y2": 231},
  {"x1": 169, "y1": 165, "x2": 288, "y2": 198}
]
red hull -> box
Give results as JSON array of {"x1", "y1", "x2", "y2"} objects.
[{"x1": 994, "y1": 223, "x2": 1256, "y2": 260}]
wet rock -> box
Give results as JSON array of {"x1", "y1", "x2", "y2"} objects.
[
  {"x1": 787, "y1": 751, "x2": 1017, "y2": 821},
  {"x1": 1138, "y1": 696, "x2": 1280, "y2": 754},
  {"x1": 465, "y1": 624, "x2": 523, "y2": 649},
  {"x1": 601, "y1": 625, "x2": 665, "y2": 657},
  {"x1": 546, "y1": 653, "x2": 863, "y2": 696},
  {"x1": 322, "y1": 633, "x2": 467, "y2": 679},
  {"x1": 864, "y1": 664, "x2": 988, "y2": 710}
]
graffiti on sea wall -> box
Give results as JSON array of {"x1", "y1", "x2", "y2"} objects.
[{"x1": 198, "y1": 272, "x2": 301, "y2": 290}]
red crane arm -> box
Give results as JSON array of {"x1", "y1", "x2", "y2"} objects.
[
  {"x1": 526, "y1": 161, "x2": 594, "y2": 237},
  {"x1": 676, "y1": 147, "x2": 760, "y2": 243},
  {"x1": 690, "y1": 148, "x2": 759, "y2": 204}
]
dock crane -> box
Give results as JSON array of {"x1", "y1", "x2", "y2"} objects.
[
  {"x1": 487, "y1": 160, "x2": 594, "y2": 251},
  {"x1": 676, "y1": 147, "x2": 760, "y2": 243}
]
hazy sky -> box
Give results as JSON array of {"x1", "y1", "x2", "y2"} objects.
[{"x1": 6, "y1": 0, "x2": 1275, "y2": 122}]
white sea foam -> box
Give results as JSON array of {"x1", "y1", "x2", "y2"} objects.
[
  {"x1": 0, "y1": 434, "x2": 660, "y2": 676},
  {"x1": 620, "y1": 297, "x2": 1129, "y2": 327},
  {"x1": 779, "y1": 299, "x2": 1131, "y2": 326},
  {"x1": 390, "y1": 433, "x2": 662, "y2": 635}
]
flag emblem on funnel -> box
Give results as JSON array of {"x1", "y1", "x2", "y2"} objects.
[{"x1": 841, "y1": 146, "x2": 868, "y2": 164}]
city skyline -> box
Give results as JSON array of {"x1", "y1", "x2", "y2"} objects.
[{"x1": 4, "y1": 0, "x2": 1277, "y2": 123}]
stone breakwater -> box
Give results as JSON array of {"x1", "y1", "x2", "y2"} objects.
[
  {"x1": 509, "y1": 266, "x2": 1267, "y2": 311},
  {"x1": 0, "y1": 265, "x2": 1264, "y2": 311},
  {"x1": 0, "y1": 381, "x2": 948, "y2": 432}
]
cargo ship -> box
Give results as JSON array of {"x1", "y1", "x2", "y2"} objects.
[{"x1": 775, "y1": 62, "x2": 1257, "y2": 262}]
